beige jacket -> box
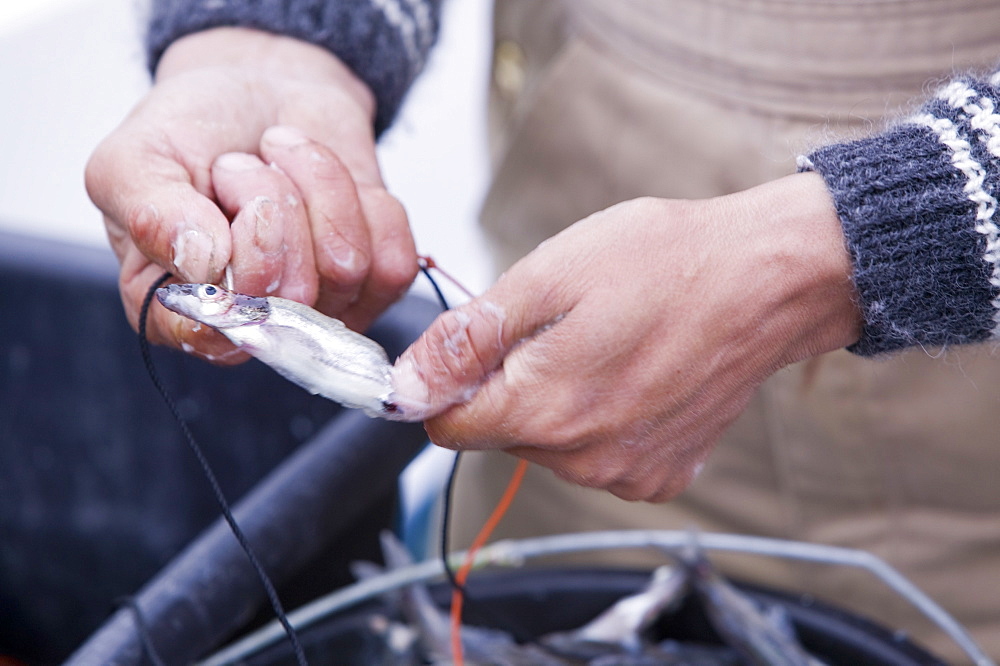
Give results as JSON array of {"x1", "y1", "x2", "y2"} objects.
[{"x1": 451, "y1": 1, "x2": 1000, "y2": 662}]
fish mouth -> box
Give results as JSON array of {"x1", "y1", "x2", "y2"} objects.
[
  {"x1": 156, "y1": 284, "x2": 208, "y2": 317},
  {"x1": 155, "y1": 283, "x2": 229, "y2": 321},
  {"x1": 156, "y1": 283, "x2": 195, "y2": 315},
  {"x1": 378, "y1": 393, "x2": 434, "y2": 422}
]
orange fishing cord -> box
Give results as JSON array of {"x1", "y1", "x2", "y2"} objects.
[
  {"x1": 449, "y1": 459, "x2": 530, "y2": 665},
  {"x1": 416, "y1": 256, "x2": 527, "y2": 664}
]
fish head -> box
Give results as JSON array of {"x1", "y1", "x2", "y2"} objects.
[{"x1": 156, "y1": 283, "x2": 269, "y2": 329}]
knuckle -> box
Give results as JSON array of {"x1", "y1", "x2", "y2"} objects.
[
  {"x1": 118, "y1": 283, "x2": 142, "y2": 334},
  {"x1": 84, "y1": 133, "x2": 123, "y2": 192},
  {"x1": 647, "y1": 474, "x2": 691, "y2": 503},
  {"x1": 608, "y1": 483, "x2": 646, "y2": 502},
  {"x1": 513, "y1": 387, "x2": 594, "y2": 450},
  {"x1": 601, "y1": 465, "x2": 685, "y2": 503},
  {"x1": 83, "y1": 146, "x2": 111, "y2": 204},
  {"x1": 630, "y1": 195, "x2": 675, "y2": 218},
  {"x1": 377, "y1": 250, "x2": 419, "y2": 298},
  {"x1": 646, "y1": 485, "x2": 685, "y2": 503},
  {"x1": 556, "y1": 459, "x2": 619, "y2": 491},
  {"x1": 312, "y1": 216, "x2": 371, "y2": 285},
  {"x1": 618, "y1": 469, "x2": 684, "y2": 503},
  {"x1": 520, "y1": 418, "x2": 581, "y2": 451},
  {"x1": 424, "y1": 421, "x2": 464, "y2": 451},
  {"x1": 123, "y1": 201, "x2": 161, "y2": 246},
  {"x1": 126, "y1": 205, "x2": 187, "y2": 276},
  {"x1": 551, "y1": 447, "x2": 624, "y2": 491},
  {"x1": 639, "y1": 448, "x2": 710, "y2": 503}
]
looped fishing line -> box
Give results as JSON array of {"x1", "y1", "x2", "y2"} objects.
[{"x1": 138, "y1": 272, "x2": 307, "y2": 666}]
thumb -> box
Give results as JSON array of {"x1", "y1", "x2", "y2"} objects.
[{"x1": 388, "y1": 267, "x2": 575, "y2": 422}]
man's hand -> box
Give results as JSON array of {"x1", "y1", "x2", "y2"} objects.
[
  {"x1": 391, "y1": 173, "x2": 862, "y2": 501},
  {"x1": 85, "y1": 27, "x2": 417, "y2": 362}
]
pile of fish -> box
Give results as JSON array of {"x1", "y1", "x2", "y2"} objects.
[{"x1": 351, "y1": 533, "x2": 827, "y2": 666}]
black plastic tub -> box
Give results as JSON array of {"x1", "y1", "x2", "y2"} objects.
[
  {"x1": 241, "y1": 568, "x2": 945, "y2": 665},
  {"x1": 0, "y1": 232, "x2": 955, "y2": 665},
  {"x1": 0, "y1": 231, "x2": 439, "y2": 664}
]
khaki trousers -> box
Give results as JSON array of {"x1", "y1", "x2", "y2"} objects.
[{"x1": 451, "y1": 1, "x2": 1000, "y2": 661}]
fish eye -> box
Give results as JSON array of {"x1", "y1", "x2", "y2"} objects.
[
  {"x1": 197, "y1": 284, "x2": 219, "y2": 298},
  {"x1": 205, "y1": 285, "x2": 217, "y2": 295}
]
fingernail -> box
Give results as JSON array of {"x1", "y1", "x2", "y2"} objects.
[
  {"x1": 263, "y1": 125, "x2": 310, "y2": 147},
  {"x1": 250, "y1": 196, "x2": 274, "y2": 233},
  {"x1": 171, "y1": 225, "x2": 215, "y2": 280},
  {"x1": 214, "y1": 152, "x2": 263, "y2": 171},
  {"x1": 249, "y1": 195, "x2": 283, "y2": 254}
]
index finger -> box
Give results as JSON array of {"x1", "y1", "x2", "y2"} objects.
[
  {"x1": 86, "y1": 130, "x2": 233, "y2": 284},
  {"x1": 86, "y1": 128, "x2": 244, "y2": 360}
]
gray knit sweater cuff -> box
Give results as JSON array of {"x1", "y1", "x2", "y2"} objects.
[
  {"x1": 801, "y1": 74, "x2": 1000, "y2": 356},
  {"x1": 146, "y1": 0, "x2": 442, "y2": 135}
]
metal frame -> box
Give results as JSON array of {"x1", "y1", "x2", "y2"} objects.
[{"x1": 200, "y1": 529, "x2": 994, "y2": 666}]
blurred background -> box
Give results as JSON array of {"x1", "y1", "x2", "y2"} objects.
[{"x1": 0, "y1": 0, "x2": 494, "y2": 292}]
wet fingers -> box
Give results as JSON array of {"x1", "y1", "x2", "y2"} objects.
[
  {"x1": 212, "y1": 151, "x2": 318, "y2": 303},
  {"x1": 86, "y1": 129, "x2": 232, "y2": 286},
  {"x1": 336, "y1": 184, "x2": 417, "y2": 331},
  {"x1": 260, "y1": 125, "x2": 372, "y2": 316}
]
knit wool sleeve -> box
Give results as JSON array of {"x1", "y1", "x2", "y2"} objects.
[
  {"x1": 145, "y1": 0, "x2": 443, "y2": 135},
  {"x1": 800, "y1": 71, "x2": 1000, "y2": 356}
]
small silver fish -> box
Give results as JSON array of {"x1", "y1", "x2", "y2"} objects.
[
  {"x1": 687, "y1": 549, "x2": 826, "y2": 666},
  {"x1": 541, "y1": 564, "x2": 688, "y2": 657},
  {"x1": 156, "y1": 283, "x2": 399, "y2": 418},
  {"x1": 364, "y1": 531, "x2": 574, "y2": 665}
]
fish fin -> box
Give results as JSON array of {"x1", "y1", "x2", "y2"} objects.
[
  {"x1": 350, "y1": 560, "x2": 385, "y2": 582},
  {"x1": 376, "y1": 531, "x2": 453, "y2": 659},
  {"x1": 379, "y1": 530, "x2": 416, "y2": 569},
  {"x1": 764, "y1": 603, "x2": 799, "y2": 642}
]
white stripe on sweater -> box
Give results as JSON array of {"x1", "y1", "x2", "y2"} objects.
[
  {"x1": 938, "y1": 81, "x2": 1000, "y2": 335},
  {"x1": 400, "y1": 0, "x2": 434, "y2": 51},
  {"x1": 938, "y1": 81, "x2": 1000, "y2": 160},
  {"x1": 371, "y1": 0, "x2": 422, "y2": 75},
  {"x1": 912, "y1": 111, "x2": 1000, "y2": 334}
]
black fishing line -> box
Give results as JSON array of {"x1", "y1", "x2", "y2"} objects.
[
  {"x1": 419, "y1": 260, "x2": 451, "y2": 316},
  {"x1": 418, "y1": 263, "x2": 542, "y2": 647},
  {"x1": 439, "y1": 449, "x2": 465, "y2": 593},
  {"x1": 416, "y1": 261, "x2": 466, "y2": 597},
  {"x1": 138, "y1": 272, "x2": 307, "y2": 666},
  {"x1": 416, "y1": 262, "x2": 535, "y2": 634},
  {"x1": 117, "y1": 596, "x2": 166, "y2": 666}
]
